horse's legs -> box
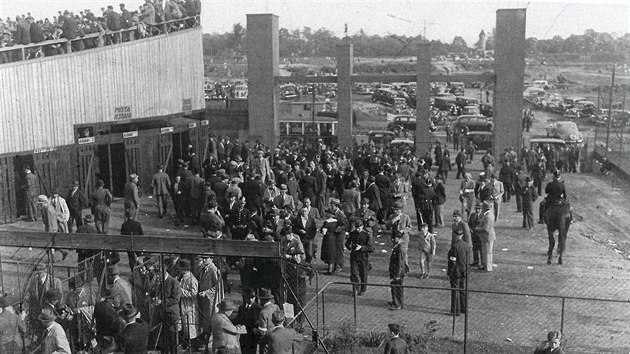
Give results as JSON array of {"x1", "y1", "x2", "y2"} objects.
[
  {"x1": 558, "y1": 218, "x2": 569, "y2": 265},
  {"x1": 547, "y1": 229, "x2": 556, "y2": 265}
]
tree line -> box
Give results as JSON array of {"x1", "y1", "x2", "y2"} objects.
[{"x1": 203, "y1": 25, "x2": 629, "y2": 62}]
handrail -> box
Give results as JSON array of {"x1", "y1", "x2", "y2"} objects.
[{"x1": 0, "y1": 15, "x2": 200, "y2": 62}]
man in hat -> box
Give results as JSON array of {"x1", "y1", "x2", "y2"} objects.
[
  {"x1": 94, "y1": 288, "x2": 124, "y2": 350},
  {"x1": 200, "y1": 200, "x2": 225, "y2": 238},
  {"x1": 475, "y1": 201, "x2": 496, "y2": 271},
  {"x1": 107, "y1": 265, "x2": 132, "y2": 306},
  {"x1": 418, "y1": 223, "x2": 436, "y2": 279},
  {"x1": 341, "y1": 181, "x2": 361, "y2": 217},
  {"x1": 241, "y1": 173, "x2": 265, "y2": 215},
  {"x1": 33, "y1": 308, "x2": 71, "y2": 354},
  {"x1": 41, "y1": 289, "x2": 63, "y2": 314},
  {"x1": 197, "y1": 255, "x2": 220, "y2": 346},
  {"x1": 467, "y1": 202, "x2": 484, "y2": 267},
  {"x1": 171, "y1": 175, "x2": 185, "y2": 225},
  {"x1": 22, "y1": 166, "x2": 39, "y2": 221},
  {"x1": 116, "y1": 304, "x2": 150, "y2": 354},
  {"x1": 38, "y1": 195, "x2": 58, "y2": 233},
  {"x1": 0, "y1": 293, "x2": 26, "y2": 353},
  {"x1": 273, "y1": 184, "x2": 295, "y2": 211},
  {"x1": 413, "y1": 177, "x2": 436, "y2": 233},
  {"x1": 383, "y1": 323, "x2": 407, "y2": 354},
  {"x1": 211, "y1": 300, "x2": 246, "y2": 353},
  {"x1": 120, "y1": 208, "x2": 144, "y2": 269},
  {"x1": 324, "y1": 198, "x2": 348, "y2": 274},
  {"x1": 257, "y1": 288, "x2": 280, "y2": 343},
  {"x1": 25, "y1": 264, "x2": 63, "y2": 336},
  {"x1": 260, "y1": 310, "x2": 303, "y2": 353},
  {"x1": 362, "y1": 175, "x2": 382, "y2": 220},
  {"x1": 151, "y1": 164, "x2": 171, "y2": 219},
  {"x1": 451, "y1": 209, "x2": 471, "y2": 248},
  {"x1": 66, "y1": 180, "x2": 87, "y2": 232},
  {"x1": 234, "y1": 289, "x2": 262, "y2": 354},
  {"x1": 152, "y1": 262, "x2": 181, "y2": 354},
  {"x1": 124, "y1": 173, "x2": 140, "y2": 219},
  {"x1": 345, "y1": 218, "x2": 374, "y2": 295},
  {"x1": 178, "y1": 259, "x2": 199, "y2": 346},
  {"x1": 388, "y1": 232, "x2": 407, "y2": 310},
  {"x1": 386, "y1": 201, "x2": 412, "y2": 267},
  {"x1": 545, "y1": 170, "x2": 567, "y2": 205},
  {"x1": 521, "y1": 176, "x2": 537, "y2": 231},
  {"x1": 91, "y1": 179, "x2": 113, "y2": 234},
  {"x1": 448, "y1": 228, "x2": 469, "y2": 316},
  {"x1": 189, "y1": 168, "x2": 206, "y2": 225},
  {"x1": 459, "y1": 173, "x2": 476, "y2": 220}
]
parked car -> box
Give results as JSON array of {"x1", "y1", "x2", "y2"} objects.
[
  {"x1": 454, "y1": 97, "x2": 480, "y2": 108},
  {"x1": 451, "y1": 115, "x2": 494, "y2": 135},
  {"x1": 545, "y1": 121, "x2": 583, "y2": 145},
  {"x1": 280, "y1": 84, "x2": 300, "y2": 100},
  {"x1": 371, "y1": 88, "x2": 399, "y2": 106},
  {"x1": 368, "y1": 130, "x2": 395, "y2": 146},
  {"x1": 386, "y1": 115, "x2": 436, "y2": 134},
  {"x1": 449, "y1": 82, "x2": 465, "y2": 95}
]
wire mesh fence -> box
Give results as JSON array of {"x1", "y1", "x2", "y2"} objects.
[{"x1": 314, "y1": 281, "x2": 630, "y2": 353}]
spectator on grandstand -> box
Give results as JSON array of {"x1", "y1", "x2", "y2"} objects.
[
  {"x1": 141, "y1": 1, "x2": 156, "y2": 26},
  {"x1": 15, "y1": 16, "x2": 31, "y2": 45},
  {"x1": 61, "y1": 12, "x2": 81, "y2": 51}
]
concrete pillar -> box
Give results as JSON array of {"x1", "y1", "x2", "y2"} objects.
[
  {"x1": 494, "y1": 9, "x2": 526, "y2": 158},
  {"x1": 247, "y1": 14, "x2": 279, "y2": 147},
  {"x1": 415, "y1": 43, "x2": 432, "y2": 156},
  {"x1": 336, "y1": 42, "x2": 353, "y2": 150}
]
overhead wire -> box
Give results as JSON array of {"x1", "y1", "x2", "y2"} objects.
[{"x1": 543, "y1": 3, "x2": 570, "y2": 39}]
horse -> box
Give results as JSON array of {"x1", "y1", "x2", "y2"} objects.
[{"x1": 543, "y1": 202, "x2": 572, "y2": 264}]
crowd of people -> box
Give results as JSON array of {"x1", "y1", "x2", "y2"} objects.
[
  {"x1": 0, "y1": 0, "x2": 201, "y2": 63},
  {"x1": 9, "y1": 130, "x2": 575, "y2": 353}
]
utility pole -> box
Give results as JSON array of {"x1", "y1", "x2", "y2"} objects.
[{"x1": 605, "y1": 63, "x2": 616, "y2": 157}]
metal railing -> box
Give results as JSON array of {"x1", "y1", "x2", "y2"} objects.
[{"x1": 0, "y1": 15, "x2": 200, "y2": 64}]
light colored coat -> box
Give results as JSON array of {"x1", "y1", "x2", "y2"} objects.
[{"x1": 179, "y1": 271, "x2": 199, "y2": 338}]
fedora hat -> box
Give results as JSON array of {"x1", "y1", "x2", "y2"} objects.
[
  {"x1": 259, "y1": 288, "x2": 274, "y2": 300},
  {"x1": 106, "y1": 265, "x2": 119, "y2": 275},
  {"x1": 178, "y1": 259, "x2": 192, "y2": 271},
  {"x1": 272, "y1": 310, "x2": 285, "y2": 324},
  {"x1": 38, "y1": 309, "x2": 56, "y2": 322},
  {"x1": 83, "y1": 214, "x2": 94, "y2": 223},
  {"x1": 101, "y1": 288, "x2": 116, "y2": 299},
  {"x1": 120, "y1": 303, "x2": 139, "y2": 319}
]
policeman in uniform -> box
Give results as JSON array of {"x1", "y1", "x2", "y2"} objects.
[
  {"x1": 345, "y1": 219, "x2": 374, "y2": 296},
  {"x1": 540, "y1": 170, "x2": 566, "y2": 224}
]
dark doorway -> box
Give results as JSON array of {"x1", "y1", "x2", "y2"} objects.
[
  {"x1": 172, "y1": 131, "x2": 191, "y2": 165},
  {"x1": 96, "y1": 143, "x2": 127, "y2": 197},
  {"x1": 13, "y1": 154, "x2": 35, "y2": 218},
  {"x1": 110, "y1": 143, "x2": 126, "y2": 197}
]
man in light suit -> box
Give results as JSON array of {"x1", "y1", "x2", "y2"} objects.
[
  {"x1": 50, "y1": 188, "x2": 70, "y2": 233},
  {"x1": 22, "y1": 166, "x2": 39, "y2": 221},
  {"x1": 292, "y1": 207, "x2": 318, "y2": 263},
  {"x1": 151, "y1": 164, "x2": 171, "y2": 218},
  {"x1": 386, "y1": 201, "x2": 412, "y2": 267},
  {"x1": 475, "y1": 201, "x2": 496, "y2": 271},
  {"x1": 490, "y1": 174, "x2": 504, "y2": 222},
  {"x1": 261, "y1": 310, "x2": 303, "y2": 354},
  {"x1": 273, "y1": 184, "x2": 295, "y2": 211},
  {"x1": 249, "y1": 150, "x2": 272, "y2": 182},
  {"x1": 106, "y1": 265, "x2": 132, "y2": 306}
]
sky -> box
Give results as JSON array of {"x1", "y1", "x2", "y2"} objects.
[{"x1": 1, "y1": 0, "x2": 628, "y2": 44}]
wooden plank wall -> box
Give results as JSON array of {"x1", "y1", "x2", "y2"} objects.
[{"x1": 0, "y1": 28, "x2": 204, "y2": 155}]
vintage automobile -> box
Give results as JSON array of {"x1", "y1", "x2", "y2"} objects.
[
  {"x1": 528, "y1": 137, "x2": 567, "y2": 151},
  {"x1": 462, "y1": 105, "x2": 480, "y2": 115},
  {"x1": 280, "y1": 84, "x2": 300, "y2": 100},
  {"x1": 386, "y1": 115, "x2": 436, "y2": 134},
  {"x1": 455, "y1": 96, "x2": 480, "y2": 108},
  {"x1": 368, "y1": 130, "x2": 395, "y2": 146},
  {"x1": 449, "y1": 82, "x2": 465, "y2": 95},
  {"x1": 564, "y1": 100, "x2": 595, "y2": 119},
  {"x1": 546, "y1": 121, "x2": 583, "y2": 145},
  {"x1": 451, "y1": 114, "x2": 494, "y2": 135}
]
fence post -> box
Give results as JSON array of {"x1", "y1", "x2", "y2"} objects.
[
  {"x1": 321, "y1": 288, "x2": 326, "y2": 331},
  {"x1": 560, "y1": 297, "x2": 566, "y2": 335},
  {"x1": 352, "y1": 286, "x2": 357, "y2": 327}
]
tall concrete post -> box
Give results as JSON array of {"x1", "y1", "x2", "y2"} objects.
[
  {"x1": 336, "y1": 42, "x2": 353, "y2": 150},
  {"x1": 247, "y1": 14, "x2": 279, "y2": 147},
  {"x1": 415, "y1": 43, "x2": 432, "y2": 156},
  {"x1": 494, "y1": 9, "x2": 526, "y2": 158}
]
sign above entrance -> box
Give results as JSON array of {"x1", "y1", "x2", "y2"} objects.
[
  {"x1": 34, "y1": 147, "x2": 57, "y2": 154},
  {"x1": 201, "y1": 120, "x2": 209, "y2": 126},
  {"x1": 114, "y1": 106, "x2": 132, "y2": 120},
  {"x1": 188, "y1": 123, "x2": 197, "y2": 129},
  {"x1": 78, "y1": 137, "x2": 95, "y2": 145},
  {"x1": 161, "y1": 127, "x2": 174, "y2": 134},
  {"x1": 123, "y1": 131, "x2": 139, "y2": 139}
]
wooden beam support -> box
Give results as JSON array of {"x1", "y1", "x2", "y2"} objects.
[
  {"x1": 274, "y1": 72, "x2": 495, "y2": 85},
  {"x1": 0, "y1": 231, "x2": 281, "y2": 258}
]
